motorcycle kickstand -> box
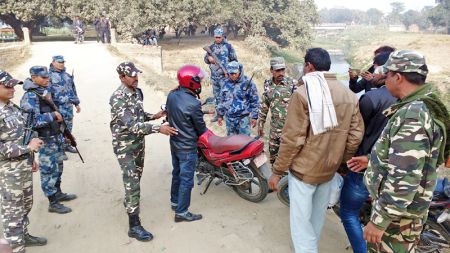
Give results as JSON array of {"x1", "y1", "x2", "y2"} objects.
[{"x1": 200, "y1": 176, "x2": 214, "y2": 195}]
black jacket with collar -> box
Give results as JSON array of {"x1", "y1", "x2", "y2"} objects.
[{"x1": 166, "y1": 87, "x2": 208, "y2": 152}]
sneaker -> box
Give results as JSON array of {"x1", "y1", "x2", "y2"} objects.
[
  {"x1": 174, "y1": 212, "x2": 202, "y2": 223},
  {"x1": 48, "y1": 202, "x2": 72, "y2": 214},
  {"x1": 24, "y1": 233, "x2": 47, "y2": 247},
  {"x1": 55, "y1": 192, "x2": 77, "y2": 202}
]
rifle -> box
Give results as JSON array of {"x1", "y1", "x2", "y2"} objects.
[
  {"x1": 23, "y1": 110, "x2": 35, "y2": 166},
  {"x1": 31, "y1": 91, "x2": 85, "y2": 163},
  {"x1": 203, "y1": 46, "x2": 228, "y2": 77}
]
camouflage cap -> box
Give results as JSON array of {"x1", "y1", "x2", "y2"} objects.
[
  {"x1": 52, "y1": 55, "x2": 65, "y2": 63},
  {"x1": 116, "y1": 62, "x2": 142, "y2": 77},
  {"x1": 270, "y1": 57, "x2": 286, "y2": 70},
  {"x1": 383, "y1": 50, "x2": 428, "y2": 76},
  {"x1": 214, "y1": 27, "x2": 224, "y2": 37},
  {"x1": 0, "y1": 70, "x2": 23, "y2": 87},
  {"x1": 226, "y1": 61, "x2": 240, "y2": 74},
  {"x1": 29, "y1": 66, "x2": 49, "y2": 78}
]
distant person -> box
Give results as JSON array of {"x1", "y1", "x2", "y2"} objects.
[
  {"x1": 99, "y1": 16, "x2": 111, "y2": 44},
  {"x1": 93, "y1": 17, "x2": 101, "y2": 43},
  {"x1": 73, "y1": 16, "x2": 85, "y2": 44},
  {"x1": 269, "y1": 48, "x2": 364, "y2": 253},
  {"x1": 349, "y1": 46, "x2": 395, "y2": 93},
  {"x1": 204, "y1": 27, "x2": 237, "y2": 122}
]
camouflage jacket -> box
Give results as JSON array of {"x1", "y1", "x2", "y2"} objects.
[
  {"x1": 0, "y1": 102, "x2": 31, "y2": 163},
  {"x1": 258, "y1": 77, "x2": 298, "y2": 131},
  {"x1": 364, "y1": 99, "x2": 444, "y2": 230},
  {"x1": 204, "y1": 41, "x2": 237, "y2": 80},
  {"x1": 217, "y1": 67, "x2": 259, "y2": 119},
  {"x1": 109, "y1": 84, "x2": 159, "y2": 149},
  {"x1": 48, "y1": 65, "x2": 80, "y2": 108}
]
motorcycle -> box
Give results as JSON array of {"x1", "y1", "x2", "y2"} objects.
[
  {"x1": 161, "y1": 101, "x2": 269, "y2": 203},
  {"x1": 73, "y1": 27, "x2": 84, "y2": 44},
  {"x1": 196, "y1": 129, "x2": 269, "y2": 203},
  {"x1": 277, "y1": 176, "x2": 450, "y2": 252}
]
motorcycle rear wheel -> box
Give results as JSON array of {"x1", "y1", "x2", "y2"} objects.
[
  {"x1": 417, "y1": 219, "x2": 450, "y2": 253},
  {"x1": 277, "y1": 175, "x2": 290, "y2": 207},
  {"x1": 232, "y1": 162, "x2": 269, "y2": 203}
]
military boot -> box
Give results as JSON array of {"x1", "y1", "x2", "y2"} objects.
[
  {"x1": 55, "y1": 182, "x2": 77, "y2": 202},
  {"x1": 48, "y1": 195, "x2": 72, "y2": 214},
  {"x1": 24, "y1": 233, "x2": 47, "y2": 247},
  {"x1": 128, "y1": 214, "x2": 153, "y2": 242}
]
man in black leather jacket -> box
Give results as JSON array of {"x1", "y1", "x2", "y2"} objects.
[{"x1": 166, "y1": 65, "x2": 208, "y2": 222}]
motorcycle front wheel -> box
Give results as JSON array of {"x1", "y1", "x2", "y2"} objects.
[{"x1": 232, "y1": 162, "x2": 269, "y2": 203}]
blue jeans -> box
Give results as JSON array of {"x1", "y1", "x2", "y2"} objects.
[
  {"x1": 339, "y1": 171, "x2": 370, "y2": 253},
  {"x1": 170, "y1": 151, "x2": 198, "y2": 215}
]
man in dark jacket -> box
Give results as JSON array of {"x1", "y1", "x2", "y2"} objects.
[{"x1": 166, "y1": 65, "x2": 208, "y2": 222}]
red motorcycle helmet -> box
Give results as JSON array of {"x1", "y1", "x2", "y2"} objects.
[{"x1": 177, "y1": 65, "x2": 207, "y2": 96}]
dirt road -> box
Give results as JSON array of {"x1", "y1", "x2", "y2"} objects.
[{"x1": 6, "y1": 41, "x2": 350, "y2": 253}]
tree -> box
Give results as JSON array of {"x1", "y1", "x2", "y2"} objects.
[
  {"x1": 435, "y1": 0, "x2": 450, "y2": 33},
  {"x1": 402, "y1": 10, "x2": 422, "y2": 29},
  {"x1": 365, "y1": 8, "x2": 384, "y2": 25},
  {"x1": 387, "y1": 1, "x2": 405, "y2": 24}
]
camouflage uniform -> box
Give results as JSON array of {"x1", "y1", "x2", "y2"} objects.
[
  {"x1": 217, "y1": 61, "x2": 259, "y2": 136},
  {"x1": 364, "y1": 51, "x2": 447, "y2": 253},
  {"x1": 48, "y1": 56, "x2": 80, "y2": 133},
  {"x1": 110, "y1": 62, "x2": 161, "y2": 215},
  {"x1": 204, "y1": 27, "x2": 237, "y2": 106},
  {"x1": 258, "y1": 58, "x2": 297, "y2": 164},
  {"x1": 0, "y1": 71, "x2": 32, "y2": 253},
  {"x1": 20, "y1": 68, "x2": 64, "y2": 199}
]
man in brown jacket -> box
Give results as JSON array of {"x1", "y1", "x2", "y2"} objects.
[{"x1": 269, "y1": 48, "x2": 364, "y2": 253}]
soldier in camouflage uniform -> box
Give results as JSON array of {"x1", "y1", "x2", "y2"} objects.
[
  {"x1": 48, "y1": 55, "x2": 81, "y2": 154},
  {"x1": 21, "y1": 66, "x2": 73, "y2": 214},
  {"x1": 110, "y1": 62, "x2": 177, "y2": 242},
  {"x1": 0, "y1": 70, "x2": 47, "y2": 253},
  {"x1": 363, "y1": 50, "x2": 450, "y2": 252},
  {"x1": 217, "y1": 61, "x2": 259, "y2": 136},
  {"x1": 257, "y1": 57, "x2": 298, "y2": 165},
  {"x1": 204, "y1": 27, "x2": 238, "y2": 122}
]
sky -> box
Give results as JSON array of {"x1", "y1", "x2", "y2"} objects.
[{"x1": 314, "y1": 0, "x2": 437, "y2": 13}]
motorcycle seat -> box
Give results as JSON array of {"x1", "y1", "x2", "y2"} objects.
[{"x1": 208, "y1": 134, "x2": 255, "y2": 154}]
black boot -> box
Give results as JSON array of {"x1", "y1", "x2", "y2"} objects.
[
  {"x1": 128, "y1": 214, "x2": 153, "y2": 242},
  {"x1": 48, "y1": 194, "x2": 72, "y2": 214},
  {"x1": 24, "y1": 233, "x2": 47, "y2": 247},
  {"x1": 55, "y1": 181, "x2": 77, "y2": 202}
]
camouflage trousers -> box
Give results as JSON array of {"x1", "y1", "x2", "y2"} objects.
[
  {"x1": 268, "y1": 128, "x2": 282, "y2": 165},
  {"x1": 0, "y1": 158, "x2": 33, "y2": 253},
  {"x1": 225, "y1": 116, "x2": 251, "y2": 136},
  {"x1": 367, "y1": 219, "x2": 423, "y2": 253},
  {"x1": 60, "y1": 105, "x2": 74, "y2": 133},
  {"x1": 211, "y1": 77, "x2": 224, "y2": 107},
  {"x1": 38, "y1": 137, "x2": 64, "y2": 197},
  {"x1": 114, "y1": 139, "x2": 145, "y2": 215}
]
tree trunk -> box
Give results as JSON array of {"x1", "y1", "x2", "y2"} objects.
[{"x1": 0, "y1": 14, "x2": 24, "y2": 40}]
